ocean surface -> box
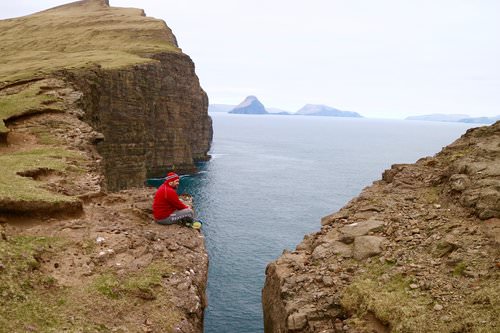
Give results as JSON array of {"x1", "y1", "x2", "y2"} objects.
[{"x1": 179, "y1": 113, "x2": 477, "y2": 333}]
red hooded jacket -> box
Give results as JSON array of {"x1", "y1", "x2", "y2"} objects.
[{"x1": 152, "y1": 183, "x2": 189, "y2": 220}]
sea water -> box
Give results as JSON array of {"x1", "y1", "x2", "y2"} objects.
[{"x1": 179, "y1": 113, "x2": 476, "y2": 333}]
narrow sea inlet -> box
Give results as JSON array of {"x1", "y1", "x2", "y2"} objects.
[{"x1": 180, "y1": 113, "x2": 475, "y2": 333}]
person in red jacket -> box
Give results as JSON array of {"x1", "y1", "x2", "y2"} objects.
[{"x1": 152, "y1": 172, "x2": 194, "y2": 225}]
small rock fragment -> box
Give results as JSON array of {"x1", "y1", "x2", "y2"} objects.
[
  {"x1": 287, "y1": 312, "x2": 307, "y2": 330},
  {"x1": 434, "y1": 304, "x2": 444, "y2": 311}
]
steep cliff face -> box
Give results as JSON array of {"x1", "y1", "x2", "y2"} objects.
[
  {"x1": 1, "y1": 77, "x2": 209, "y2": 333},
  {"x1": 263, "y1": 122, "x2": 499, "y2": 332},
  {"x1": 63, "y1": 52, "x2": 212, "y2": 191},
  {"x1": 0, "y1": 0, "x2": 213, "y2": 192},
  {"x1": 0, "y1": 1, "x2": 211, "y2": 332}
]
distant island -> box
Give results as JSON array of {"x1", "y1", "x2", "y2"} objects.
[
  {"x1": 405, "y1": 114, "x2": 471, "y2": 122},
  {"x1": 296, "y1": 104, "x2": 362, "y2": 117},
  {"x1": 406, "y1": 113, "x2": 500, "y2": 124},
  {"x1": 212, "y1": 96, "x2": 362, "y2": 118},
  {"x1": 460, "y1": 116, "x2": 500, "y2": 124},
  {"x1": 229, "y1": 96, "x2": 268, "y2": 114},
  {"x1": 266, "y1": 107, "x2": 291, "y2": 115},
  {"x1": 208, "y1": 104, "x2": 235, "y2": 113}
]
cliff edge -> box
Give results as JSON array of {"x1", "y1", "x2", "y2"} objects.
[
  {"x1": 0, "y1": 0, "x2": 212, "y2": 192},
  {"x1": 0, "y1": 1, "x2": 210, "y2": 331},
  {"x1": 263, "y1": 122, "x2": 499, "y2": 332}
]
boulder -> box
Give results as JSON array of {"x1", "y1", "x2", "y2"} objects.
[
  {"x1": 353, "y1": 236, "x2": 385, "y2": 260},
  {"x1": 339, "y1": 220, "x2": 385, "y2": 243},
  {"x1": 312, "y1": 241, "x2": 353, "y2": 260}
]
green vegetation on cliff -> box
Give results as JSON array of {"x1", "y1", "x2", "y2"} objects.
[
  {"x1": 0, "y1": 235, "x2": 181, "y2": 332},
  {"x1": 342, "y1": 262, "x2": 499, "y2": 333},
  {"x1": 0, "y1": 148, "x2": 81, "y2": 205},
  {"x1": 0, "y1": 81, "x2": 62, "y2": 134},
  {"x1": 0, "y1": 0, "x2": 180, "y2": 83},
  {"x1": 0, "y1": 78, "x2": 90, "y2": 214},
  {"x1": 0, "y1": 2, "x2": 209, "y2": 331},
  {"x1": 0, "y1": 0, "x2": 183, "y2": 209}
]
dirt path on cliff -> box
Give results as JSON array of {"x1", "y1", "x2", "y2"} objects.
[{"x1": 2, "y1": 187, "x2": 208, "y2": 332}]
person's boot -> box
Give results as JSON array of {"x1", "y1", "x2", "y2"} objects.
[{"x1": 191, "y1": 220, "x2": 202, "y2": 229}]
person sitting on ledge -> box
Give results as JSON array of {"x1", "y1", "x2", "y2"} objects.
[{"x1": 152, "y1": 172, "x2": 194, "y2": 225}]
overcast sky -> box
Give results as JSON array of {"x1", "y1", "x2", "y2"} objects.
[{"x1": 1, "y1": 1, "x2": 499, "y2": 118}]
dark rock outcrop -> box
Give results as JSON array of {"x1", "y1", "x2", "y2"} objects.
[{"x1": 263, "y1": 122, "x2": 500, "y2": 332}]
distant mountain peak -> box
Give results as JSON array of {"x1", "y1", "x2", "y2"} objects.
[
  {"x1": 237, "y1": 95, "x2": 259, "y2": 107},
  {"x1": 229, "y1": 96, "x2": 268, "y2": 115}
]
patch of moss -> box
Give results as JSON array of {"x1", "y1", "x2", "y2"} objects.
[
  {"x1": 422, "y1": 186, "x2": 440, "y2": 204},
  {"x1": 341, "y1": 262, "x2": 500, "y2": 332},
  {"x1": 452, "y1": 261, "x2": 467, "y2": 276},
  {"x1": 87, "y1": 261, "x2": 181, "y2": 331},
  {"x1": 0, "y1": 236, "x2": 66, "y2": 331},
  {"x1": 439, "y1": 146, "x2": 473, "y2": 164},
  {"x1": 30, "y1": 127, "x2": 62, "y2": 145},
  {"x1": 92, "y1": 261, "x2": 174, "y2": 300},
  {"x1": 0, "y1": 83, "x2": 62, "y2": 134},
  {"x1": 93, "y1": 273, "x2": 122, "y2": 299},
  {"x1": 342, "y1": 268, "x2": 428, "y2": 329},
  {"x1": 0, "y1": 237, "x2": 182, "y2": 332},
  {"x1": 0, "y1": 147, "x2": 82, "y2": 204}
]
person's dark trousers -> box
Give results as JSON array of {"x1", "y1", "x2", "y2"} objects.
[{"x1": 155, "y1": 208, "x2": 194, "y2": 225}]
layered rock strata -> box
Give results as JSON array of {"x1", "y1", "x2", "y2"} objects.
[
  {"x1": 0, "y1": 1, "x2": 212, "y2": 331},
  {"x1": 0, "y1": 0, "x2": 212, "y2": 192},
  {"x1": 62, "y1": 52, "x2": 212, "y2": 191},
  {"x1": 263, "y1": 122, "x2": 499, "y2": 332}
]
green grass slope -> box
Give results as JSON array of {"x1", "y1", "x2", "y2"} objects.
[
  {"x1": 0, "y1": 81, "x2": 62, "y2": 134},
  {"x1": 0, "y1": 0, "x2": 182, "y2": 212},
  {"x1": 0, "y1": 0, "x2": 181, "y2": 83},
  {"x1": 0, "y1": 148, "x2": 83, "y2": 211}
]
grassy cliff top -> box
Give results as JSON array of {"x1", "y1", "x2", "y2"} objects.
[{"x1": 0, "y1": 0, "x2": 181, "y2": 82}]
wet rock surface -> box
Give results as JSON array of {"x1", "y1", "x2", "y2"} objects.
[{"x1": 263, "y1": 122, "x2": 500, "y2": 332}]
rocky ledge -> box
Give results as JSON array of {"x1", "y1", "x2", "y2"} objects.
[
  {"x1": 1, "y1": 190, "x2": 208, "y2": 332},
  {"x1": 263, "y1": 122, "x2": 499, "y2": 332}
]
